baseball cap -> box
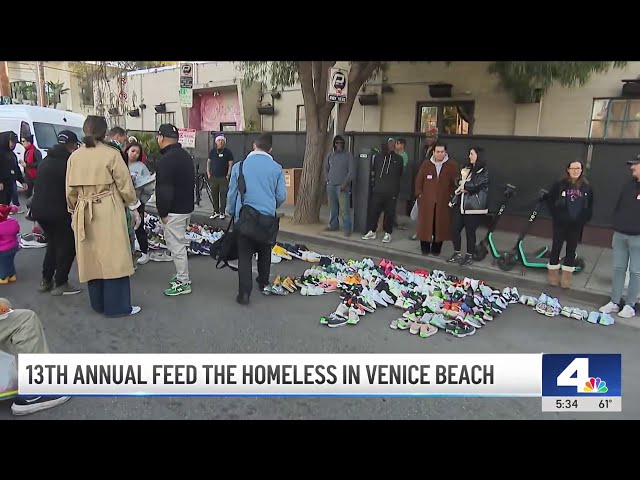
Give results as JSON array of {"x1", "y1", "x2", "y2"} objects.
[
  {"x1": 387, "y1": 137, "x2": 395, "y2": 143},
  {"x1": 627, "y1": 154, "x2": 640, "y2": 165},
  {"x1": 157, "y1": 124, "x2": 179, "y2": 139},
  {"x1": 57, "y1": 130, "x2": 80, "y2": 145}
]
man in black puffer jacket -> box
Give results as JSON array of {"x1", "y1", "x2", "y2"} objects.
[
  {"x1": 0, "y1": 132, "x2": 18, "y2": 206},
  {"x1": 30, "y1": 131, "x2": 82, "y2": 296}
]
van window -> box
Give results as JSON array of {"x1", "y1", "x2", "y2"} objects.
[
  {"x1": 20, "y1": 121, "x2": 31, "y2": 140},
  {"x1": 32, "y1": 122, "x2": 84, "y2": 150}
]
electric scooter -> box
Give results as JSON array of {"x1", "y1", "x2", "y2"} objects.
[
  {"x1": 496, "y1": 189, "x2": 585, "y2": 273},
  {"x1": 473, "y1": 183, "x2": 517, "y2": 261}
]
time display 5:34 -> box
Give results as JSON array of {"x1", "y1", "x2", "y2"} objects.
[{"x1": 556, "y1": 399, "x2": 579, "y2": 409}]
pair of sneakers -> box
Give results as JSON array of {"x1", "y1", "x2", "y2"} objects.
[
  {"x1": 600, "y1": 301, "x2": 636, "y2": 319},
  {"x1": 164, "y1": 275, "x2": 192, "y2": 296},
  {"x1": 362, "y1": 231, "x2": 392, "y2": 243},
  {"x1": 427, "y1": 312, "x2": 475, "y2": 337}
]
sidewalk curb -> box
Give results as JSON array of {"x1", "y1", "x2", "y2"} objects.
[{"x1": 149, "y1": 206, "x2": 610, "y2": 309}]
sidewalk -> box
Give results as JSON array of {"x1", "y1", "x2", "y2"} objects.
[{"x1": 147, "y1": 195, "x2": 618, "y2": 309}]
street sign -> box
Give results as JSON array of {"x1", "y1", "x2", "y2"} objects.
[
  {"x1": 180, "y1": 62, "x2": 194, "y2": 91},
  {"x1": 178, "y1": 128, "x2": 196, "y2": 148},
  {"x1": 179, "y1": 88, "x2": 193, "y2": 108},
  {"x1": 327, "y1": 67, "x2": 348, "y2": 103}
]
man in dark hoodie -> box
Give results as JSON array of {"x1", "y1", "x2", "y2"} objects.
[
  {"x1": 0, "y1": 132, "x2": 18, "y2": 206},
  {"x1": 361, "y1": 139, "x2": 404, "y2": 243},
  {"x1": 30, "y1": 131, "x2": 82, "y2": 296},
  {"x1": 324, "y1": 135, "x2": 356, "y2": 236}
]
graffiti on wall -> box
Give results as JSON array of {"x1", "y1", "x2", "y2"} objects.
[{"x1": 189, "y1": 90, "x2": 243, "y2": 131}]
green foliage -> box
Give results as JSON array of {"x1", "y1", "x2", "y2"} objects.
[
  {"x1": 489, "y1": 61, "x2": 628, "y2": 103},
  {"x1": 236, "y1": 61, "x2": 297, "y2": 90},
  {"x1": 46, "y1": 80, "x2": 70, "y2": 107},
  {"x1": 129, "y1": 131, "x2": 160, "y2": 160}
]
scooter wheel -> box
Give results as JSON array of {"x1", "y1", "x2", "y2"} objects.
[
  {"x1": 574, "y1": 257, "x2": 586, "y2": 274},
  {"x1": 497, "y1": 252, "x2": 518, "y2": 271},
  {"x1": 473, "y1": 244, "x2": 488, "y2": 262}
]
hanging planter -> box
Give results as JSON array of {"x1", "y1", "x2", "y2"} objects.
[
  {"x1": 358, "y1": 94, "x2": 379, "y2": 106},
  {"x1": 258, "y1": 104, "x2": 275, "y2": 115},
  {"x1": 154, "y1": 103, "x2": 167, "y2": 113},
  {"x1": 622, "y1": 80, "x2": 640, "y2": 98},
  {"x1": 108, "y1": 107, "x2": 119, "y2": 116},
  {"x1": 429, "y1": 83, "x2": 453, "y2": 98},
  {"x1": 128, "y1": 108, "x2": 140, "y2": 117}
]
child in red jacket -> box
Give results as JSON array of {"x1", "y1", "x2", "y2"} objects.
[{"x1": 0, "y1": 204, "x2": 20, "y2": 283}]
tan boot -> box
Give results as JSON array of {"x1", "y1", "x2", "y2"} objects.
[
  {"x1": 561, "y1": 266, "x2": 574, "y2": 289},
  {"x1": 547, "y1": 265, "x2": 560, "y2": 286}
]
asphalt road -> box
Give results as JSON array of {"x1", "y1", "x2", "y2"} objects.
[{"x1": 1, "y1": 215, "x2": 638, "y2": 419}]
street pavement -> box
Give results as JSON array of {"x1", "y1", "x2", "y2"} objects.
[{"x1": 1, "y1": 214, "x2": 639, "y2": 420}]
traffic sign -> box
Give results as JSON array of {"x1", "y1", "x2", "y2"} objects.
[
  {"x1": 180, "y1": 63, "x2": 193, "y2": 77},
  {"x1": 180, "y1": 76, "x2": 193, "y2": 89},
  {"x1": 179, "y1": 88, "x2": 193, "y2": 108},
  {"x1": 327, "y1": 67, "x2": 348, "y2": 103}
]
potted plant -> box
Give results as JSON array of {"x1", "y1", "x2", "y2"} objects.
[
  {"x1": 128, "y1": 108, "x2": 140, "y2": 117},
  {"x1": 258, "y1": 104, "x2": 275, "y2": 115},
  {"x1": 358, "y1": 94, "x2": 379, "y2": 106}
]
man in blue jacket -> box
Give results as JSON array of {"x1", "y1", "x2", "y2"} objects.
[{"x1": 227, "y1": 134, "x2": 286, "y2": 305}]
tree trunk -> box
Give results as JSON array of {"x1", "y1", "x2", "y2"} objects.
[{"x1": 293, "y1": 128, "x2": 328, "y2": 224}]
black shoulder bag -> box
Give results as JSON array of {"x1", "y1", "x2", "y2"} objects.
[
  {"x1": 209, "y1": 215, "x2": 239, "y2": 271},
  {"x1": 234, "y1": 160, "x2": 280, "y2": 245}
]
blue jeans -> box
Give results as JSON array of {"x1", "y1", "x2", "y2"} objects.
[
  {"x1": 326, "y1": 184, "x2": 351, "y2": 233},
  {"x1": 0, "y1": 246, "x2": 18, "y2": 279},
  {"x1": 611, "y1": 232, "x2": 640, "y2": 305}
]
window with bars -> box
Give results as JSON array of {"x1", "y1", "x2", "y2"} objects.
[
  {"x1": 155, "y1": 112, "x2": 176, "y2": 130},
  {"x1": 589, "y1": 98, "x2": 640, "y2": 139}
]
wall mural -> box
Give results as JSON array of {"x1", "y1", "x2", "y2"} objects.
[{"x1": 189, "y1": 90, "x2": 243, "y2": 131}]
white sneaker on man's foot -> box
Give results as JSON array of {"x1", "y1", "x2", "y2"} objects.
[
  {"x1": 382, "y1": 233, "x2": 391, "y2": 243},
  {"x1": 130, "y1": 306, "x2": 142, "y2": 315},
  {"x1": 362, "y1": 231, "x2": 377, "y2": 240},
  {"x1": 11, "y1": 396, "x2": 70, "y2": 416},
  {"x1": 618, "y1": 305, "x2": 636, "y2": 318},
  {"x1": 599, "y1": 301, "x2": 620, "y2": 314},
  {"x1": 137, "y1": 253, "x2": 150, "y2": 265}
]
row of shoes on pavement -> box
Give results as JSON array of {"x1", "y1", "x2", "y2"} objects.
[{"x1": 521, "y1": 293, "x2": 615, "y2": 326}]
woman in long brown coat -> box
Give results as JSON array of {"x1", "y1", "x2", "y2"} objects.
[
  {"x1": 414, "y1": 142, "x2": 458, "y2": 255},
  {"x1": 66, "y1": 116, "x2": 142, "y2": 317}
]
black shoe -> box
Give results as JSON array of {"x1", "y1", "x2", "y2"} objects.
[
  {"x1": 255, "y1": 277, "x2": 269, "y2": 290},
  {"x1": 38, "y1": 279, "x2": 53, "y2": 293},
  {"x1": 11, "y1": 395, "x2": 70, "y2": 416},
  {"x1": 447, "y1": 252, "x2": 463, "y2": 264},
  {"x1": 236, "y1": 293, "x2": 250, "y2": 305},
  {"x1": 460, "y1": 254, "x2": 474, "y2": 267}
]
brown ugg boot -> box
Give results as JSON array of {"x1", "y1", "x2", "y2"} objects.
[
  {"x1": 547, "y1": 265, "x2": 560, "y2": 286},
  {"x1": 561, "y1": 266, "x2": 574, "y2": 289}
]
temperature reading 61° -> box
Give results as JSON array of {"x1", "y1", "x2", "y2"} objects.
[{"x1": 599, "y1": 399, "x2": 613, "y2": 409}]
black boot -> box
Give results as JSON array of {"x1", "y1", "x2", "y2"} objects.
[
  {"x1": 420, "y1": 241, "x2": 431, "y2": 255},
  {"x1": 236, "y1": 292, "x2": 250, "y2": 305}
]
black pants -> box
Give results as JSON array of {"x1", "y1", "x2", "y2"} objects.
[
  {"x1": 549, "y1": 223, "x2": 581, "y2": 267},
  {"x1": 135, "y1": 203, "x2": 148, "y2": 254},
  {"x1": 25, "y1": 177, "x2": 35, "y2": 199},
  {"x1": 237, "y1": 233, "x2": 272, "y2": 297},
  {"x1": 87, "y1": 277, "x2": 132, "y2": 317},
  {"x1": 452, "y1": 209, "x2": 483, "y2": 255},
  {"x1": 420, "y1": 205, "x2": 443, "y2": 255},
  {"x1": 368, "y1": 193, "x2": 396, "y2": 234},
  {"x1": 39, "y1": 218, "x2": 76, "y2": 286}
]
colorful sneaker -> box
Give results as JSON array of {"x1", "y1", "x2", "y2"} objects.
[
  {"x1": 164, "y1": 281, "x2": 192, "y2": 296},
  {"x1": 561, "y1": 306, "x2": 573, "y2": 318},
  {"x1": 571, "y1": 309, "x2": 588, "y2": 321},
  {"x1": 461, "y1": 314, "x2": 482, "y2": 329},
  {"x1": 586, "y1": 311, "x2": 600, "y2": 324},
  {"x1": 327, "y1": 314, "x2": 348, "y2": 328},
  {"x1": 598, "y1": 313, "x2": 615, "y2": 326},
  {"x1": 346, "y1": 308, "x2": 360, "y2": 325},
  {"x1": 396, "y1": 318, "x2": 410, "y2": 330},
  {"x1": 429, "y1": 314, "x2": 448, "y2": 329},
  {"x1": 509, "y1": 287, "x2": 520, "y2": 303},
  {"x1": 445, "y1": 320, "x2": 476, "y2": 338}
]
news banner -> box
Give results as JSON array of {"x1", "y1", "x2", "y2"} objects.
[{"x1": 17, "y1": 353, "x2": 622, "y2": 412}]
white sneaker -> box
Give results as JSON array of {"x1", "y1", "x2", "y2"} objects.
[
  {"x1": 618, "y1": 305, "x2": 636, "y2": 318},
  {"x1": 209, "y1": 213, "x2": 218, "y2": 219},
  {"x1": 130, "y1": 306, "x2": 141, "y2": 316},
  {"x1": 137, "y1": 253, "x2": 150, "y2": 265},
  {"x1": 362, "y1": 231, "x2": 377, "y2": 240},
  {"x1": 149, "y1": 251, "x2": 172, "y2": 262},
  {"x1": 218, "y1": 213, "x2": 227, "y2": 219},
  {"x1": 599, "y1": 301, "x2": 620, "y2": 314},
  {"x1": 382, "y1": 233, "x2": 391, "y2": 243}
]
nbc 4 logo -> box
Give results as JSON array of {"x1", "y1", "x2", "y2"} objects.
[{"x1": 557, "y1": 357, "x2": 608, "y2": 394}]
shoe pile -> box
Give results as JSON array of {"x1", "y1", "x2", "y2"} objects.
[
  {"x1": 270, "y1": 243, "x2": 322, "y2": 264},
  {"x1": 277, "y1": 257, "x2": 517, "y2": 336},
  {"x1": 143, "y1": 214, "x2": 223, "y2": 257}
]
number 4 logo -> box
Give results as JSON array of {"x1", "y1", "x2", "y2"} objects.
[{"x1": 556, "y1": 358, "x2": 590, "y2": 393}]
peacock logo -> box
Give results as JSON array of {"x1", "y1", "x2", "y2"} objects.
[{"x1": 583, "y1": 377, "x2": 608, "y2": 393}]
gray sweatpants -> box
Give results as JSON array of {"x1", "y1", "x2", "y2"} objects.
[
  {"x1": 163, "y1": 213, "x2": 191, "y2": 284},
  {"x1": 0, "y1": 298, "x2": 50, "y2": 356}
]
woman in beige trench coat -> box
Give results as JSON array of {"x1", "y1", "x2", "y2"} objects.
[{"x1": 66, "y1": 116, "x2": 142, "y2": 317}]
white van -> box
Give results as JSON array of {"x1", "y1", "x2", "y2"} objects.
[{"x1": 0, "y1": 105, "x2": 85, "y2": 164}]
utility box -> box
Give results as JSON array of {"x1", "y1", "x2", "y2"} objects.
[{"x1": 283, "y1": 168, "x2": 303, "y2": 206}]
